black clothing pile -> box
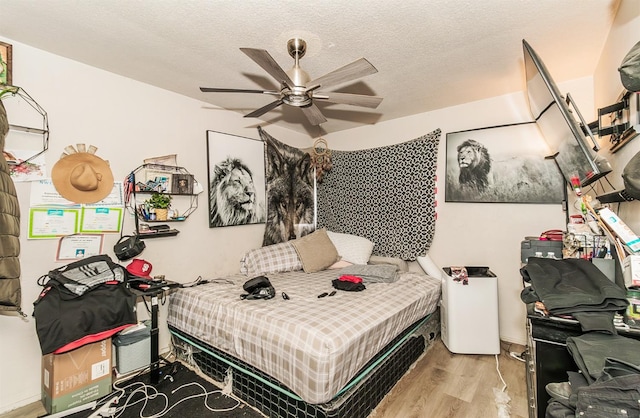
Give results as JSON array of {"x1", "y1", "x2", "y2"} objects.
[
  {"x1": 546, "y1": 332, "x2": 640, "y2": 418},
  {"x1": 520, "y1": 257, "x2": 628, "y2": 334}
]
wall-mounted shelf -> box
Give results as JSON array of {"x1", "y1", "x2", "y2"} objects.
[
  {"x1": 1, "y1": 86, "x2": 49, "y2": 165},
  {"x1": 127, "y1": 163, "x2": 199, "y2": 239}
]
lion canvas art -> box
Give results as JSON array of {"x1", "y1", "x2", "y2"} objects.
[
  {"x1": 209, "y1": 157, "x2": 265, "y2": 227},
  {"x1": 445, "y1": 123, "x2": 564, "y2": 203},
  {"x1": 206, "y1": 131, "x2": 266, "y2": 228}
]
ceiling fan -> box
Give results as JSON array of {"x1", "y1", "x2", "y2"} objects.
[{"x1": 200, "y1": 38, "x2": 383, "y2": 125}]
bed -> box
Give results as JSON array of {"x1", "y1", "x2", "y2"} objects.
[{"x1": 167, "y1": 233, "x2": 442, "y2": 418}]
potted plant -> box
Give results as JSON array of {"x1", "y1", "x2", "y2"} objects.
[{"x1": 146, "y1": 192, "x2": 172, "y2": 221}]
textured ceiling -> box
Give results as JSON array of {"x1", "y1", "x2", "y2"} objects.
[{"x1": 0, "y1": 0, "x2": 620, "y2": 136}]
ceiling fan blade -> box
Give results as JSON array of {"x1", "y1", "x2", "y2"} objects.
[
  {"x1": 200, "y1": 87, "x2": 279, "y2": 95},
  {"x1": 308, "y1": 58, "x2": 378, "y2": 90},
  {"x1": 314, "y1": 92, "x2": 383, "y2": 109},
  {"x1": 300, "y1": 103, "x2": 328, "y2": 126},
  {"x1": 240, "y1": 48, "x2": 295, "y2": 87},
  {"x1": 244, "y1": 99, "x2": 284, "y2": 118}
]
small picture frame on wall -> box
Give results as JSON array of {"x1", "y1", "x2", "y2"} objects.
[
  {"x1": 144, "y1": 169, "x2": 172, "y2": 193},
  {"x1": 172, "y1": 173, "x2": 194, "y2": 195},
  {"x1": 0, "y1": 41, "x2": 13, "y2": 86}
]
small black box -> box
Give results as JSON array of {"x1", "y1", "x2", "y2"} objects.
[{"x1": 521, "y1": 239, "x2": 563, "y2": 263}]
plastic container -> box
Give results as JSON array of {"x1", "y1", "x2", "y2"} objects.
[
  {"x1": 440, "y1": 267, "x2": 500, "y2": 355},
  {"x1": 626, "y1": 288, "x2": 640, "y2": 327},
  {"x1": 113, "y1": 321, "x2": 151, "y2": 374}
]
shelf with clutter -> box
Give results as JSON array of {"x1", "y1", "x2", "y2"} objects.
[{"x1": 125, "y1": 163, "x2": 201, "y2": 239}]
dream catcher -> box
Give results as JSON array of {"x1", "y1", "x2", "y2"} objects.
[{"x1": 309, "y1": 137, "x2": 332, "y2": 182}]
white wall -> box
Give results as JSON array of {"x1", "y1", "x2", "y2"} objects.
[
  {"x1": 593, "y1": 0, "x2": 640, "y2": 232},
  {"x1": 0, "y1": 37, "x2": 309, "y2": 413}
]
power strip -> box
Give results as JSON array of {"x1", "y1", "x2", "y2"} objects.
[{"x1": 87, "y1": 392, "x2": 122, "y2": 418}]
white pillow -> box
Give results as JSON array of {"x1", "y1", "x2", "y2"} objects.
[
  {"x1": 326, "y1": 231, "x2": 374, "y2": 265},
  {"x1": 416, "y1": 254, "x2": 445, "y2": 280}
]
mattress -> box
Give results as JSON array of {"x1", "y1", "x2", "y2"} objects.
[{"x1": 167, "y1": 268, "x2": 441, "y2": 404}]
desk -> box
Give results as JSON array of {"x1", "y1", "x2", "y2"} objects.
[{"x1": 130, "y1": 281, "x2": 181, "y2": 384}]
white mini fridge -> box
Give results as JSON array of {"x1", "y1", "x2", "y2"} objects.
[{"x1": 440, "y1": 266, "x2": 500, "y2": 355}]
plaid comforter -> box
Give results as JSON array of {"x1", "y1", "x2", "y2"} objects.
[{"x1": 167, "y1": 268, "x2": 441, "y2": 404}]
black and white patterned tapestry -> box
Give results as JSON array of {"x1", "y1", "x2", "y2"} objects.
[{"x1": 317, "y1": 129, "x2": 441, "y2": 260}]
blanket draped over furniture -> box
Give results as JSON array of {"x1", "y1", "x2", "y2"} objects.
[{"x1": 317, "y1": 129, "x2": 440, "y2": 260}]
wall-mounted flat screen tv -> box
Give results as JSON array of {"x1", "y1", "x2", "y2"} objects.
[{"x1": 523, "y1": 39, "x2": 612, "y2": 187}]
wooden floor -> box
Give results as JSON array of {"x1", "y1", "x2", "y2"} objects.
[
  {"x1": 372, "y1": 338, "x2": 529, "y2": 418},
  {"x1": 2, "y1": 338, "x2": 528, "y2": 418}
]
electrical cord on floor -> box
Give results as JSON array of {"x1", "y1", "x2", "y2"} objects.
[
  {"x1": 503, "y1": 341, "x2": 526, "y2": 363},
  {"x1": 97, "y1": 378, "x2": 242, "y2": 417},
  {"x1": 493, "y1": 353, "x2": 512, "y2": 418},
  {"x1": 509, "y1": 351, "x2": 526, "y2": 362}
]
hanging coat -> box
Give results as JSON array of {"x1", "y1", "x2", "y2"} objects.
[{"x1": 0, "y1": 98, "x2": 22, "y2": 314}]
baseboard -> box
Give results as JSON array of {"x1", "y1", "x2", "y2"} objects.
[
  {"x1": 0, "y1": 393, "x2": 43, "y2": 416},
  {"x1": 500, "y1": 335, "x2": 527, "y2": 347}
]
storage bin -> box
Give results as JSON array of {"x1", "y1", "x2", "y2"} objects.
[
  {"x1": 113, "y1": 322, "x2": 150, "y2": 374},
  {"x1": 440, "y1": 266, "x2": 500, "y2": 355}
]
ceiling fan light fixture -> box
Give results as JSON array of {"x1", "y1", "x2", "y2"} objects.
[
  {"x1": 283, "y1": 85, "x2": 312, "y2": 107},
  {"x1": 200, "y1": 36, "x2": 381, "y2": 126}
]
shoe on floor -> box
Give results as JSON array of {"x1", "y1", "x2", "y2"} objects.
[{"x1": 545, "y1": 381, "x2": 571, "y2": 400}]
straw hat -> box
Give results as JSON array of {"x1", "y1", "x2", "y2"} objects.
[{"x1": 51, "y1": 144, "x2": 114, "y2": 204}]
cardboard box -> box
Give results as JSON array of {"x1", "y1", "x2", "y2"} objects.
[
  {"x1": 599, "y1": 208, "x2": 640, "y2": 252},
  {"x1": 623, "y1": 254, "x2": 640, "y2": 287},
  {"x1": 42, "y1": 338, "x2": 112, "y2": 415}
]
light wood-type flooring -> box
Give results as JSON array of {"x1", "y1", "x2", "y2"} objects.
[
  {"x1": 372, "y1": 338, "x2": 529, "y2": 418},
  {"x1": 2, "y1": 338, "x2": 528, "y2": 418}
]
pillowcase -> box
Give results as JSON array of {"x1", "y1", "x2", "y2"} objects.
[
  {"x1": 328, "y1": 259, "x2": 354, "y2": 269},
  {"x1": 240, "y1": 241, "x2": 302, "y2": 276},
  {"x1": 416, "y1": 254, "x2": 445, "y2": 280},
  {"x1": 368, "y1": 255, "x2": 409, "y2": 272},
  {"x1": 326, "y1": 231, "x2": 374, "y2": 265},
  {"x1": 291, "y1": 228, "x2": 340, "y2": 273}
]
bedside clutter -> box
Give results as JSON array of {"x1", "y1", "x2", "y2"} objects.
[
  {"x1": 113, "y1": 322, "x2": 151, "y2": 375},
  {"x1": 41, "y1": 338, "x2": 112, "y2": 415},
  {"x1": 521, "y1": 257, "x2": 640, "y2": 417}
]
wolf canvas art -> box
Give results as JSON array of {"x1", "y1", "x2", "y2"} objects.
[{"x1": 258, "y1": 127, "x2": 315, "y2": 246}]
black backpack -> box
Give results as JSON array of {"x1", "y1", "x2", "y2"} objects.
[{"x1": 33, "y1": 255, "x2": 137, "y2": 354}]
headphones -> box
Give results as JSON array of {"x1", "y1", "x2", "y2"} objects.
[{"x1": 113, "y1": 235, "x2": 146, "y2": 261}]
